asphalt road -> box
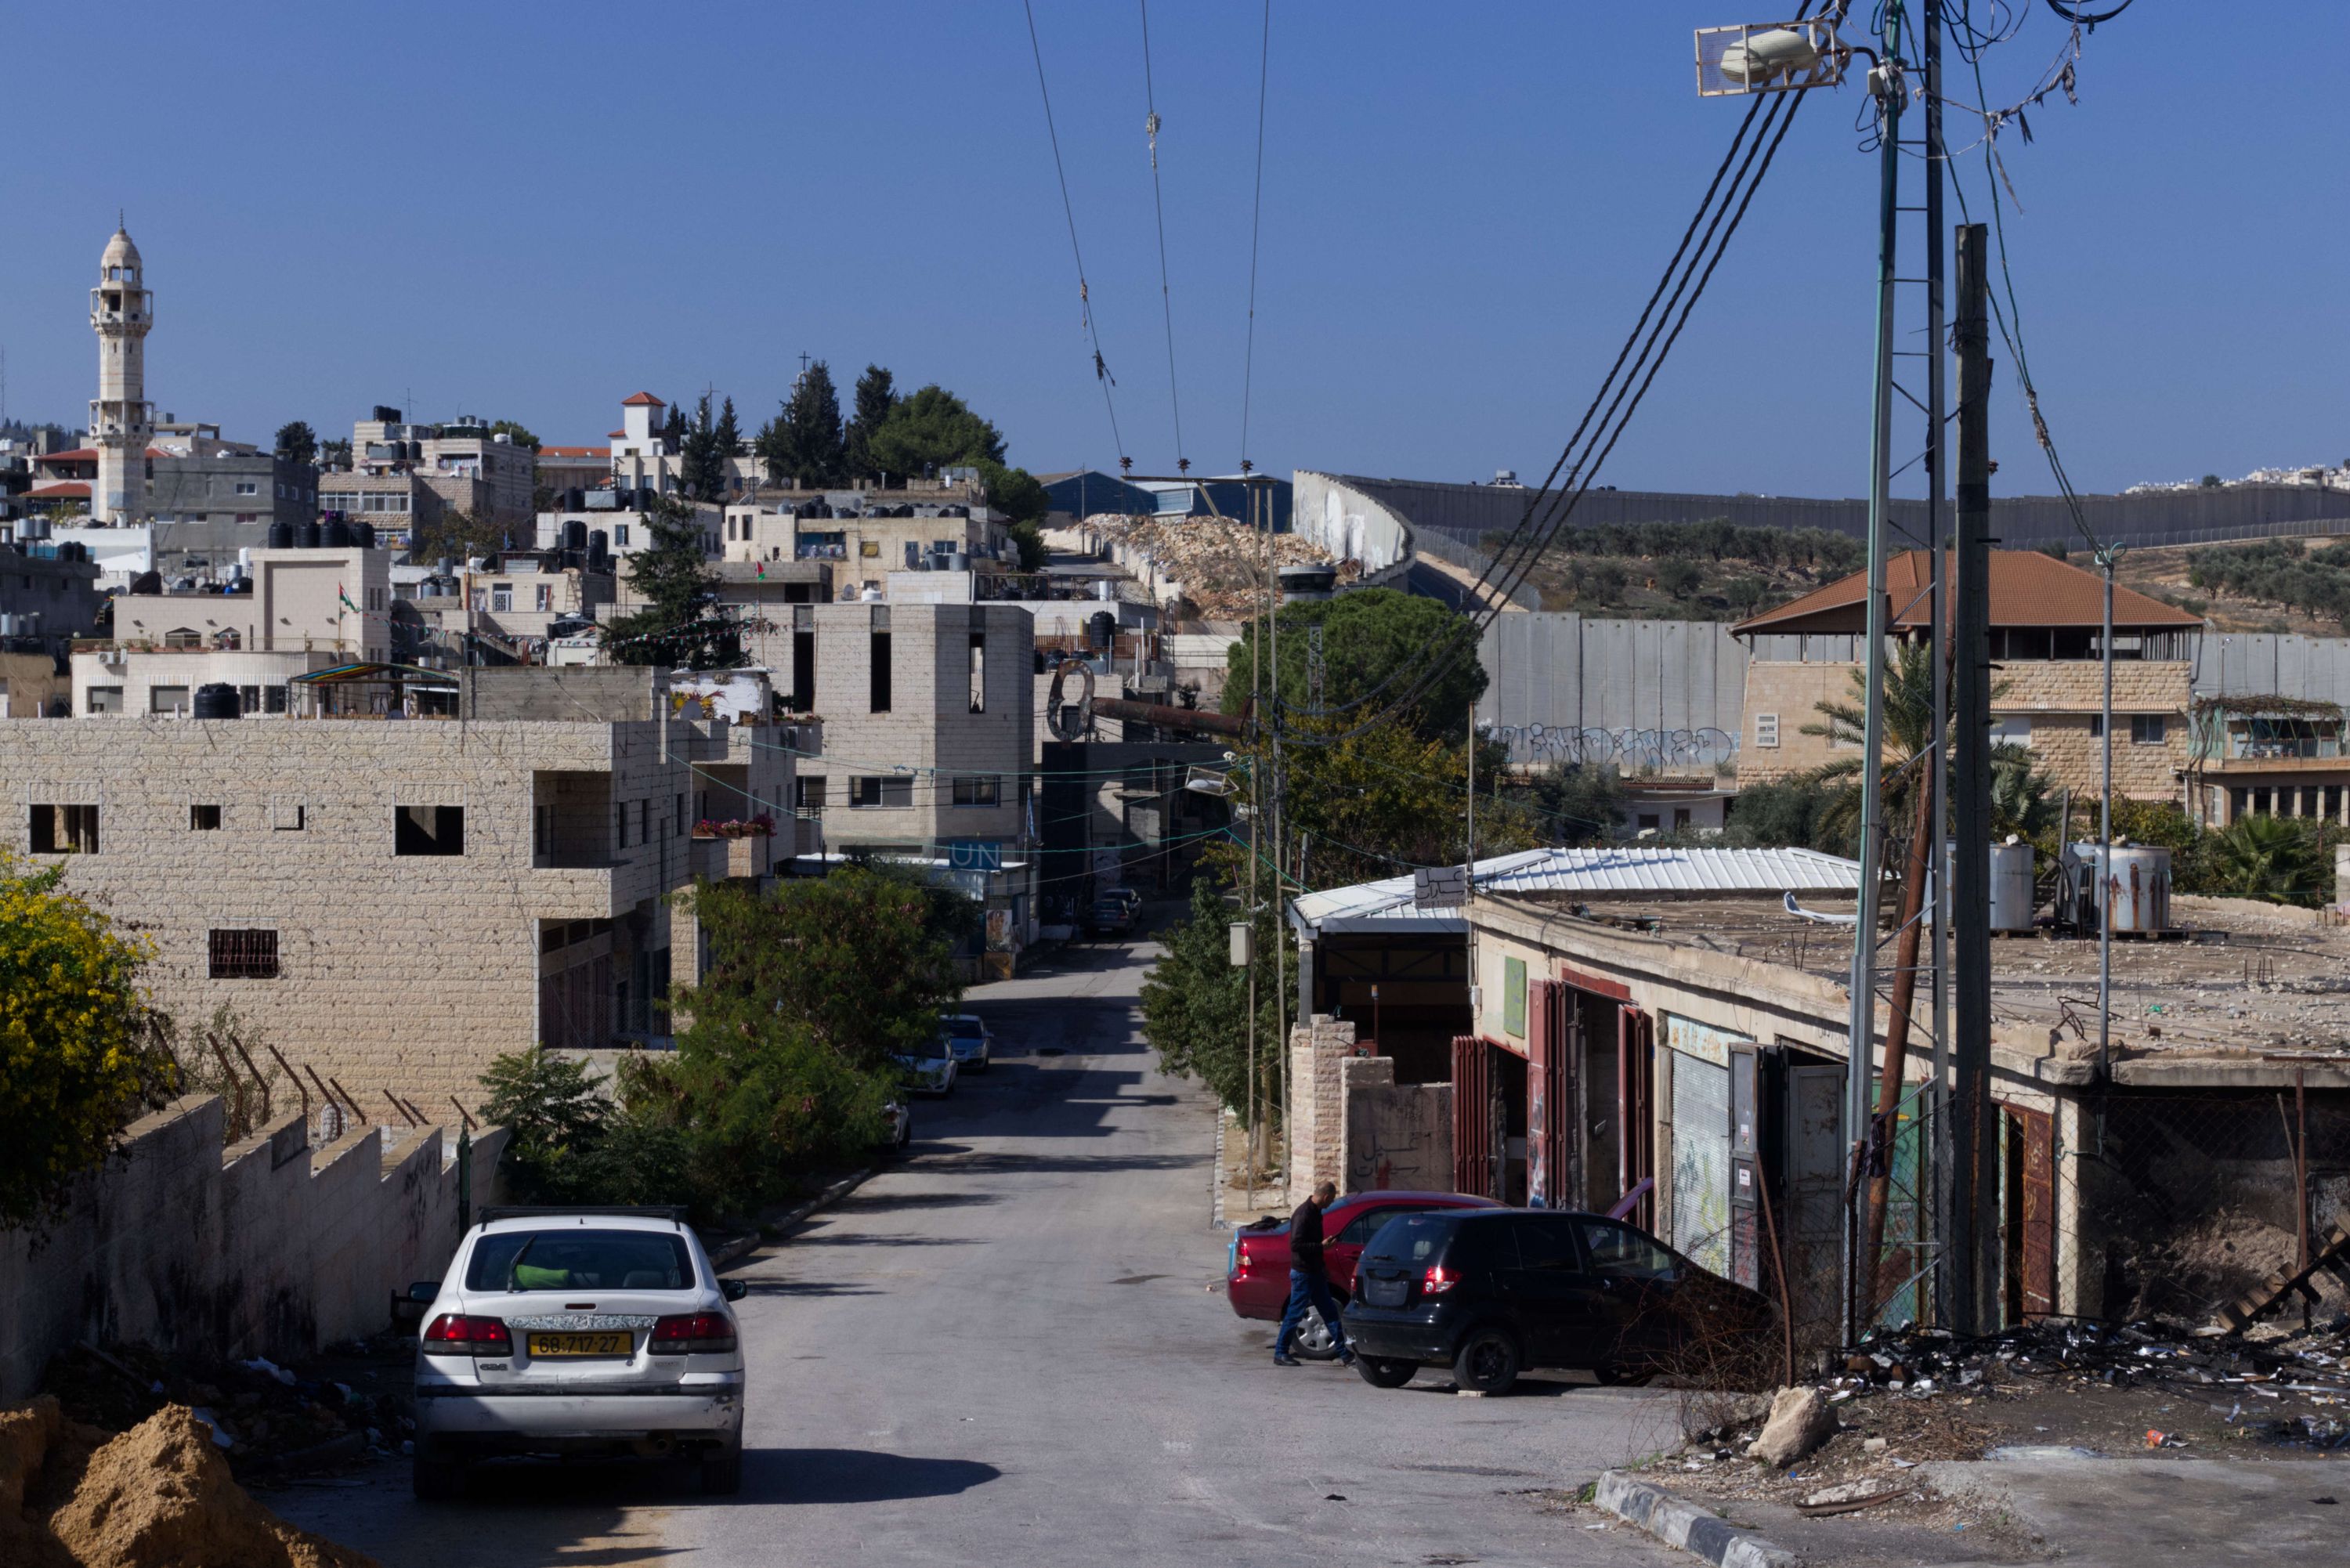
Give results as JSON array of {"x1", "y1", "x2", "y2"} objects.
[{"x1": 283, "y1": 935, "x2": 1687, "y2": 1568}]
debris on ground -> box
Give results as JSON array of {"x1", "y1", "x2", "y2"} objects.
[
  {"x1": 2, "y1": 1397, "x2": 378, "y2": 1568},
  {"x1": 1650, "y1": 1313, "x2": 2350, "y2": 1533},
  {"x1": 39, "y1": 1338, "x2": 414, "y2": 1483},
  {"x1": 1748, "y1": 1385, "x2": 1838, "y2": 1467},
  {"x1": 1086, "y1": 514, "x2": 1359, "y2": 620}
]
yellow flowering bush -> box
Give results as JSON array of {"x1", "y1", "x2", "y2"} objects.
[{"x1": 0, "y1": 854, "x2": 176, "y2": 1231}]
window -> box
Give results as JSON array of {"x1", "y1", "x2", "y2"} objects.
[
  {"x1": 1335, "y1": 1205, "x2": 1405, "y2": 1246},
  {"x1": 2131, "y1": 714, "x2": 2167, "y2": 745},
  {"x1": 1672, "y1": 807, "x2": 1691, "y2": 830},
  {"x1": 263, "y1": 685, "x2": 288, "y2": 714},
  {"x1": 150, "y1": 685, "x2": 190, "y2": 713},
  {"x1": 1636, "y1": 813, "x2": 1661, "y2": 832},
  {"x1": 614, "y1": 526, "x2": 631, "y2": 547},
  {"x1": 1753, "y1": 711, "x2": 1779, "y2": 749},
  {"x1": 675, "y1": 793, "x2": 686, "y2": 838},
  {"x1": 1990, "y1": 716, "x2": 2034, "y2": 745},
  {"x1": 639, "y1": 799, "x2": 651, "y2": 844},
  {"x1": 394, "y1": 804, "x2": 465, "y2": 855},
  {"x1": 271, "y1": 798, "x2": 306, "y2": 831},
  {"x1": 1509, "y1": 1215, "x2": 1585, "y2": 1273},
  {"x1": 491, "y1": 583, "x2": 513, "y2": 612},
  {"x1": 208, "y1": 929, "x2": 280, "y2": 980},
  {"x1": 848, "y1": 776, "x2": 913, "y2": 808},
  {"x1": 796, "y1": 776, "x2": 828, "y2": 811},
  {"x1": 870, "y1": 628, "x2": 892, "y2": 712},
  {"x1": 1577, "y1": 1219, "x2": 1678, "y2": 1281},
  {"x1": 234, "y1": 481, "x2": 258, "y2": 496},
  {"x1": 953, "y1": 775, "x2": 1000, "y2": 807},
  {"x1": 85, "y1": 686, "x2": 123, "y2": 714},
  {"x1": 968, "y1": 629, "x2": 987, "y2": 713},
  {"x1": 536, "y1": 583, "x2": 552, "y2": 612},
  {"x1": 29, "y1": 804, "x2": 99, "y2": 854},
  {"x1": 190, "y1": 804, "x2": 222, "y2": 830},
  {"x1": 615, "y1": 801, "x2": 628, "y2": 849},
  {"x1": 162, "y1": 627, "x2": 204, "y2": 649},
  {"x1": 464, "y1": 1229, "x2": 692, "y2": 1292},
  {"x1": 1502, "y1": 955, "x2": 1527, "y2": 1037}
]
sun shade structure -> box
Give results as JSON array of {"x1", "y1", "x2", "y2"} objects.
[
  {"x1": 1287, "y1": 846, "x2": 1862, "y2": 937},
  {"x1": 287, "y1": 661, "x2": 460, "y2": 717},
  {"x1": 1730, "y1": 550, "x2": 2204, "y2": 638}
]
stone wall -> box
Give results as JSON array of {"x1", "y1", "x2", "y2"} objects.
[
  {"x1": 0, "y1": 1094, "x2": 508, "y2": 1399},
  {"x1": 1286, "y1": 1014, "x2": 1355, "y2": 1198},
  {"x1": 1340, "y1": 1056, "x2": 1453, "y2": 1194}
]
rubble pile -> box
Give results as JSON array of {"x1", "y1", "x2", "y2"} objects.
[
  {"x1": 1086, "y1": 514, "x2": 1358, "y2": 619},
  {"x1": 0, "y1": 1397, "x2": 377, "y2": 1568},
  {"x1": 1658, "y1": 1315, "x2": 2350, "y2": 1520},
  {"x1": 41, "y1": 1339, "x2": 413, "y2": 1479}
]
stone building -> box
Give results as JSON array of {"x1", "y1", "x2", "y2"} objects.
[
  {"x1": 1733, "y1": 551, "x2": 2204, "y2": 803},
  {"x1": 0, "y1": 666, "x2": 801, "y2": 1112},
  {"x1": 111, "y1": 542, "x2": 392, "y2": 662}
]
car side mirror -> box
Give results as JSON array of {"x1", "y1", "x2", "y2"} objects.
[
  {"x1": 391, "y1": 1280, "x2": 439, "y2": 1324},
  {"x1": 721, "y1": 1278, "x2": 750, "y2": 1302}
]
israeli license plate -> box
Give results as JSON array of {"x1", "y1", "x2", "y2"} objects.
[{"x1": 527, "y1": 1331, "x2": 633, "y2": 1357}]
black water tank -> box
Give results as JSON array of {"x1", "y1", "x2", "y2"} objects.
[
  {"x1": 563, "y1": 519, "x2": 588, "y2": 551},
  {"x1": 192, "y1": 683, "x2": 240, "y2": 720},
  {"x1": 130, "y1": 569, "x2": 163, "y2": 594},
  {"x1": 296, "y1": 520, "x2": 321, "y2": 549},
  {"x1": 565, "y1": 488, "x2": 585, "y2": 511},
  {"x1": 322, "y1": 518, "x2": 351, "y2": 549},
  {"x1": 353, "y1": 521, "x2": 376, "y2": 549},
  {"x1": 266, "y1": 521, "x2": 293, "y2": 549},
  {"x1": 1088, "y1": 610, "x2": 1116, "y2": 650},
  {"x1": 588, "y1": 529, "x2": 609, "y2": 566}
]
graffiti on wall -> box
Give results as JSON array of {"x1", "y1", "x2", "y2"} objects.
[{"x1": 1483, "y1": 724, "x2": 1740, "y2": 771}]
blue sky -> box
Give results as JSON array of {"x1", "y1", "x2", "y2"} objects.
[{"x1": 2, "y1": 3, "x2": 2338, "y2": 500}]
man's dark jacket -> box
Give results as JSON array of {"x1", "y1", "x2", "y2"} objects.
[{"x1": 1289, "y1": 1199, "x2": 1327, "y2": 1275}]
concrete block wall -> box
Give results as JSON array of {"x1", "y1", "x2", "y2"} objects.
[
  {"x1": 0, "y1": 1093, "x2": 508, "y2": 1399},
  {"x1": 0, "y1": 715, "x2": 744, "y2": 1111},
  {"x1": 1286, "y1": 1014, "x2": 1356, "y2": 1198},
  {"x1": 1340, "y1": 1055, "x2": 1453, "y2": 1194}
]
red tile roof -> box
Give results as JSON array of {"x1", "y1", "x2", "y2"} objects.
[
  {"x1": 608, "y1": 429, "x2": 627, "y2": 439},
  {"x1": 539, "y1": 446, "x2": 609, "y2": 459},
  {"x1": 34, "y1": 447, "x2": 98, "y2": 464},
  {"x1": 1732, "y1": 549, "x2": 2204, "y2": 635},
  {"x1": 620, "y1": 392, "x2": 666, "y2": 408},
  {"x1": 27, "y1": 481, "x2": 90, "y2": 498}
]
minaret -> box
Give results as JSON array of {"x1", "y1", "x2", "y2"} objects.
[{"x1": 89, "y1": 224, "x2": 154, "y2": 526}]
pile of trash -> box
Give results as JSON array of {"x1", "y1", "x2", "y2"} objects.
[
  {"x1": 1086, "y1": 515, "x2": 1358, "y2": 619},
  {"x1": 41, "y1": 1339, "x2": 414, "y2": 1480},
  {"x1": 0, "y1": 1396, "x2": 377, "y2": 1568}
]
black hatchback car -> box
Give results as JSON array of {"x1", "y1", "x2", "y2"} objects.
[{"x1": 1340, "y1": 1209, "x2": 1762, "y2": 1394}]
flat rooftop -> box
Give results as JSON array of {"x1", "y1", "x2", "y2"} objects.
[{"x1": 1549, "y1": 890, "x2": 2350, "y2": 1069}]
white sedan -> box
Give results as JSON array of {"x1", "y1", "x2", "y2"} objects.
[{"x1": 406, "y1": 1206, "x2": 748, "y2": 1499}]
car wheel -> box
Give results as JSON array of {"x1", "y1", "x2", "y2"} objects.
[
  {"x1": 1355, "y1": 1356, "x2": 1418, "y2": 1389},
  {"x1": 1291, "y1": 1306, "x2": 1342, "y2": 1362},
  {"x1": 700, "y1": 1434, "x2": 743, "y2": 1496},
  {"x1": 1452, "y1": 1328, "x2": 1521, "y2": 1396},
  {"x1": 412, "y1": 1453, "x2": 467, "y2": 1502}
]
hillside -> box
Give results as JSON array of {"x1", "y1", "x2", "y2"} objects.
[
  {"x1": 1502, "y1": 518, "x2": 1864, "y2": 621},
  {"x1": 2103, "y1": 535, "x2": 2350, "y2": 637}
]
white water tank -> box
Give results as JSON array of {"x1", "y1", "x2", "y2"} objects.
[
  {"x1": 1990, "y1": 841, "x2": 2037, "y2": 932},
  {"x1": 2072, "y1": 843, "x2": 2172, "y2": 934}
]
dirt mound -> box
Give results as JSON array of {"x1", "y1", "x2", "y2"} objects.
[{"x1": 4, "y1": 1401, "x2": 377, "y2": 1568}]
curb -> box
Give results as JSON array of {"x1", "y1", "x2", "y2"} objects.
[
  {"x1": 704, "y1": 1163, "x2": 880, "y2": 1270},
  {"x1": 1593, "y1": 1471, "x2": 1798, "y2": 1568}
]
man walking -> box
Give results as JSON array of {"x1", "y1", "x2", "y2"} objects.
[{"x1": 1274, "y1": 1180, "x2": 1354, "y2": 1367}]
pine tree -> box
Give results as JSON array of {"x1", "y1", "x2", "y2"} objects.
[
  {"x1": 602, "y1": 494, "x2": 742, "y2": 670},
  {"x1": 843, "y1": 364, "x2": 897, "y2": 482},
  {"x1": 679, "y1": 394, "x2": 728, "y2": 501},
  {"x1": 661, "y1": 402, "x2": 687, "y2": 454},
  {"x1": 755, "y1": 361, "x2": 844, "y2": 489},
  {"x1": 714, "y1": 396, "x2": 742, "y2": 495},
  {"x1": 273, "y1": 420, "x2": 317, "y2": 468}
]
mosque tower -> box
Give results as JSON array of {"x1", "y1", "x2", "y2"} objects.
[{"x1": 89, "y1": 224, "x2": 154, "y2": 525}]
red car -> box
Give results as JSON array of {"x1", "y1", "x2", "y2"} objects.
[{"x1": 1226, "y1": 1190, "x2": 1503, "y2": 1360}]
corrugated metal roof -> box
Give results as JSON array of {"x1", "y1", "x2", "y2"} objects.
[
  {"x1": 1288, "y1": 846, "x2": 1861, "y2": 935},
  {"x1": 1733, "y1": 550, "x2": 2203, "y2": 635}
]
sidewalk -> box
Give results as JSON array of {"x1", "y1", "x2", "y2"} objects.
[{"x1": 1212, "y1": 1105, "x2": 1289, "y2": 1230}]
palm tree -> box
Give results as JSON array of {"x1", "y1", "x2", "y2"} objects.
[
  {"x1": 2204, "y1": 814, "x2": 2325, "y2": 905},
  {"x1": 1989, "y1": 742, "x2": 2056, "y2": 837}
]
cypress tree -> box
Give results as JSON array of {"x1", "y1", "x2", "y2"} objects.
[{"x1": 843, "y1": 364, "x2": 897, "y2": 483}]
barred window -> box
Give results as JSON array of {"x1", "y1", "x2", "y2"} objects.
[{"x1": 208, "y1": 929, "x2": 280, "y2": 980}]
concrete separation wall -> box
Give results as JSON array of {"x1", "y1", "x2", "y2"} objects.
[
  {"x1": 1293, "y1": 471, "x2": 1413, "y2": 584},
  {"x1": 1479, "y1": 614, "x2": 1748, "y2": 770},
  {"x1": 0, "y1": 1093, "x2": 508, "y2": 1399}
]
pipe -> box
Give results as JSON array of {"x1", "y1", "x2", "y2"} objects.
[{"x1": 1090, "y1": 696, "x2": 1246, "y2": 736}]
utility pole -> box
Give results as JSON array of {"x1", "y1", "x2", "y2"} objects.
[
  {"x1": 2097, "y1": 552, "x2": 2114, "y2": 1075},
  {"x1": 1922, "y1": 0, "x2": 1953, "y2": 1334},
  {"x1": 1844, "y1": 3, "x2": 1903, "y2": 1349},
  {"x1": 1950, "y1": 221, "x2": 1994, "y2": 1336}
]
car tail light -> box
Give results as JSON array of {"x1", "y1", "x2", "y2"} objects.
[
  {"x1": 1234, "y1": 1240, "x2": 1252, "y2": 1281},
  {"x1": 1421, "y1": 1264, "x2": 1456, "y2": 1296},
  {"x1": 648, "y1": 1313, "x2": 738, "y2": 1355},
  {"x1": 421, "y1": 1313, "x2": 512, "y2": 1355}
]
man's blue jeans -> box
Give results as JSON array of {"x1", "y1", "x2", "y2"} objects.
[{"x1": 1275, "y1": 1268, "x2": 1349, "y2": 1359}]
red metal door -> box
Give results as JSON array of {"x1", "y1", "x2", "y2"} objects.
[
  {"x1": 2002, "y1": 1105, "x2": 2057, "y2": 1321},
  {"x1": 1451, "y1": 1035, "x2": 1492, "y2": 1198}
]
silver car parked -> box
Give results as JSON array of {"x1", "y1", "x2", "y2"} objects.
[{"x1": 403, "y1": 1206, "x2": 748, "y2": 1499}]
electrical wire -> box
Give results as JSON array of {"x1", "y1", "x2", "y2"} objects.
[
  {"x1": 1023, "y1": 0, "x2": 1128, "y2": 466},
  {"x1": 1236, "y1": 0, "x2": 1271, "y2": 471},
  {"x1": 1138, "y1": 0, "x2": 1186, "y2": 469}
]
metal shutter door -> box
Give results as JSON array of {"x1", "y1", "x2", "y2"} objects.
[{"x1": 1671, "y1": 1053, "x2": 1732, "y2": 1277}]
